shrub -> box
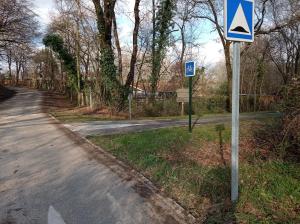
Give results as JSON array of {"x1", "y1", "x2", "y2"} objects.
[
  {"x1": 255, "y1": 79, "x2": 300, "y2": 161},
  {"x1": 193, "y1": 96, "x2": 227, "y2": 115},
  {"x1": 142, "y1": 100, "x2": 180, "y2": 117},
  {"x1": 161, "y1": 99, "x2": 180, "y2": 116},
  {"x1": 143, "y1": 102, "x2": 164, "y2": 117}
]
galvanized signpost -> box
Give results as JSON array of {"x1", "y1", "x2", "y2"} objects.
[
  {"x1": 128, "y1": 93, "x2": 133, "y2": 120},
  {"x1": 224, "y1": 0, "x2": 254, "y2": 202},
  {"x1": 185, "y1": 61, "x2": 196, "y2": 133}
]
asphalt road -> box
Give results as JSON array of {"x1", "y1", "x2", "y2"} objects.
[
  {"x1": 64, "y1": 112, "x2": 279, "y2": 137},
  {"x1": 0, "y1": 89, "x2": 194, "y2": 224}
]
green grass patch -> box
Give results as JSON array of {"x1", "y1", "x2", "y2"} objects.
[{"x1": 88, "y1": 121, "x2": 300, "y2": 223}]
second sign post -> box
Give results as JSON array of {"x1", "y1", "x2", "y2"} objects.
[{"x1": 185, "y1": 61, "x2": 196, "y2": 133}]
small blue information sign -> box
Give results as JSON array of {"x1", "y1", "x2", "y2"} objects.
[{"x1": 185, "y1": 61, "x2": 196, "y2": 77}]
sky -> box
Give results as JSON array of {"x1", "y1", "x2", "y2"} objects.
[
  {"x1": 32, "y1": 0, "x2": 56, "y2": 26},
  {"x1": 32, "y1": 0, "x2": 224, "y2": 66}
]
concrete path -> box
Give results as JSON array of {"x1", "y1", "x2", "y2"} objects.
[
  {"x1": 64, "y1": 112, "x2": 278, "y2": 137},
  {"x1": 0, "y1": 88, "x2": 194, "y2": 224}
]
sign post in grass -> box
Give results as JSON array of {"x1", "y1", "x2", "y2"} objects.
[
  {"x1": 185, "y1": 61, "x2": 196, "y2": 133},
  {"x1": 224, "y1": 0, "x2": 254, "y2": 202}
]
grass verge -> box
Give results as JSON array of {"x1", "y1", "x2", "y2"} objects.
[{"x1": 88, "y1": 120, "x2": 300, "y2": 223}]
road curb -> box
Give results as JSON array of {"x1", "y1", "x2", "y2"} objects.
[{"x1": 47, "y1": 114, "x2": 197, "y2": 224}]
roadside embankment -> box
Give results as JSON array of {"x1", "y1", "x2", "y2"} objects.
[{"x1": 0, "y1": 85, "x2": 16, "y2": 102}]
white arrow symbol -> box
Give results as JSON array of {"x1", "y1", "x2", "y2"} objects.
[{"x1": 48, "y1": 206, "x2": 66, "y2": 224}]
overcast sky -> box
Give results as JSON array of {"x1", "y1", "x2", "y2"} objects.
[
  {"x1": 33, "y1": 0, "x2": 56, "y2": 25},
  {"x1": 32, "y1": 0, "x2": 223, "y2": 66}
]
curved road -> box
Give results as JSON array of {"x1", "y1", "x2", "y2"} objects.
[{"x1": 0, "y1": 89, "x2": 194, "y2": 224}]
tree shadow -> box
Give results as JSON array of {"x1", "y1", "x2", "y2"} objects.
[
  {"x1": 41, "y1": 91, "x2": 73, "y2": 113},
  {"x1": 216, "y1": 124, "x2": 227, "y2": 167},
  {"x1": 192, "y1": 116, "x2": 201, "y2": 130},
  {"x1": 198, "y1": 166, "x2": 237, "y2": 223}
]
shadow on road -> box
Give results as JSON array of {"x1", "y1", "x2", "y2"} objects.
[{"x1": 41, "y1": 91, "x2": 73, "y2": 113}]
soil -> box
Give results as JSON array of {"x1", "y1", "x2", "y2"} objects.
[
  {"x1": 183, "y1": 137, "x2": 258, "y2": 167},
  {"x1": 42, "y1": 91, "x2": 128, "y2": 120},
  {"x1": 42, "y1": 91, "x2": 73, "y2": 113}
]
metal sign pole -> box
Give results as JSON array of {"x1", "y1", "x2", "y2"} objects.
[
  {"x1": 231, "y1": 41, "x2": 240, "y2": 202},
  {"x1": 128, "y1": 94, "x2": 132, "y2": 120},
  {"x1": 189, "y1": 76, "x2": 192, "y2": 133},
  {"x1": 185, "y1": 61, "x2": 195, "y2": 133}
]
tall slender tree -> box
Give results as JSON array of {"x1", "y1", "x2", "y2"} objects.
[
  {"x1": 124, "y1": 0, "x2": 141, "y2": 98},
  {"x1": 150, "y1": 0, "x2": 177, "y2": 100}
]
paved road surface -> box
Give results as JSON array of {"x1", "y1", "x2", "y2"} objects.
[
  {"x1": 64, "y1": 113, "x2": 278, "y2": 137},
  {"x1": 0, "y1": 89, "x2": 194, "y2": 224}
]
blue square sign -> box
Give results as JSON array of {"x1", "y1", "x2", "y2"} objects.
[
  {"x1": 225, "y1": 0, "x2": 254, "y2": 42},
  {"x1": 185, "y1": 61, "x2": 196, "y2": 77}
]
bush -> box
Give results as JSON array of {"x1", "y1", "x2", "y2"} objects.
[
  {"x1": 143, "y1": 102, "x2": 164, "y2": 117},
  {"x1": 162, "y1": 99, "x2": 181, "y2": 116},
  {"x1": 193, "y1": 96, "x2": 227, "y2": 115},
  {"x1": 142, "y1": 99, "x2": 180, "y2": 117},
  {"x1": 255, "y1": 79, "x2": 300, "y2": 161}
]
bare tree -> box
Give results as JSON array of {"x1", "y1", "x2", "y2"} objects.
[
  {"x1": 0, "y1": 0, "x2": 39, "y2": 49},
  {"x1": 124, "y1": 0, "x2": 141, "y2": 96}
]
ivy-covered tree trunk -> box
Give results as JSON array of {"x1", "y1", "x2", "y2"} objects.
[
  {"x1": 150, "y1": 0, "x2": 156, "y2": 101},
  {"x1": 43, "y1": 34, "x2": 79, "y2": 97},
  {"x1": 150, "y1": 0, "x2": 176, "y2": 102},
  {"x1": 92, "y1": 0, "x2": 121, "y2": 106}
]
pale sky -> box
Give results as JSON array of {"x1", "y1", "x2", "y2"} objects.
[
  {"x1": 32, "y1": 0, "x2": 224, "y2": 65},
  {"x1": 32, "y1": 0, "x2": 56, "y2": 25}
]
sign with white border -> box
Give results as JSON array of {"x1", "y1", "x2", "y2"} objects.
[
  {"x1": 224, "y1": 0, "x2": 254, "y2": 42},
  {"x1": 185, "y1": 61, "x2": 196, "y2": 77}
]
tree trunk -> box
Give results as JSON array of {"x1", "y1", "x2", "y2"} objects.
[
  {"x1": 150, "y1": 0, "x2": 156, "y2": 102},
  {"x1": 92, "y1": 0, "x2": 119, "y2": 104},
  {"x1": 76, "y1": 18, "x2": 82, "y2": 106},
  {"x1": 135, "y1": 45, "x2": 149, "y2": 98},
  {"x1": 224, "y1": 41, "x2": 232, "y2": 112},
  {"x1": 16, "y1": 61, "x2": 21, "y2": 86},
  {"x1": 125, "y1": 0, "x2": 141, "y2": 92},
  {"x1": 112, "y1": 12, "x2": 123, "y2": 84},
  {"x1": 118, "y1": 0, "x2": 141, "y2": 110},
  {"x1": 7, "y1": 53, "x2": 12, "y2": 81},
  {"x1": 179, "y1": 24, "x2": 186, "y2": 87}
]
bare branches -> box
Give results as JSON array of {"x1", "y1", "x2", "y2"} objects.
[
  {"x1": 256, "y1": 14, "x2": 300, "y2": 35},
  {"x1": 0, "y1": 0, "x2": 39, "y2": 48}
]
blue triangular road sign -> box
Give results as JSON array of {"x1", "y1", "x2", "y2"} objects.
[{"x1": 224, "y1": 0, "x2": 254, "y2": 42}]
